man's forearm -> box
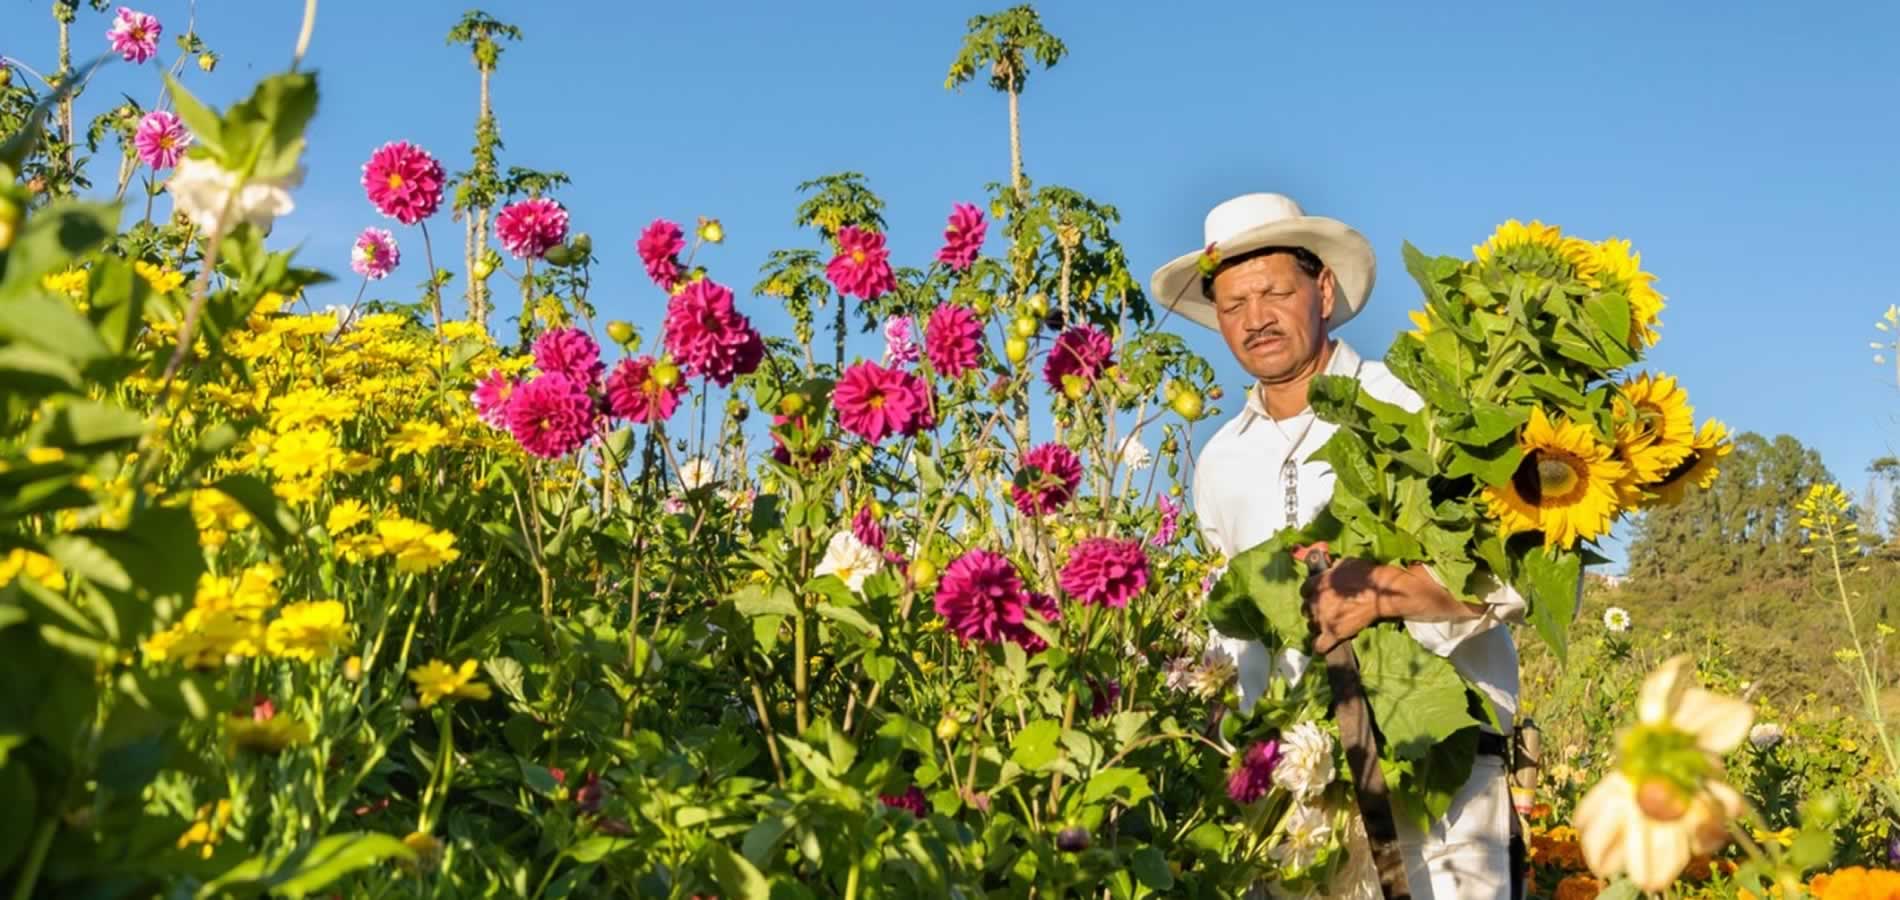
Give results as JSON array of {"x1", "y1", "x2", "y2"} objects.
[{"x1": 1372, "y1": 564, "x2": 1486, "y2": 623}]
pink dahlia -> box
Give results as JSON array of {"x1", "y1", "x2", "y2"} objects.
[
  {"x1": 361, "y1": 141, "x2": 445, "y2": 225},
  {"x1": 496, "y1": 197, "x2": 569, "y2": 260},
  {"x1": 770, "y1": 413, "x2": 833, "y2": 467},
  {"x1": 1011, "y1": 443, "x2": 1082, "y2": 516},
  {"x1": 880, "y1": 786, "x2": 927, "y2": 818},
  {"x1": 662, "y1": 279, "x2": 765, "y2": 387},
  {"x1": 851, "y1": 504, "x2": 886, "y2": 551},
  {"x1": 882, "y1": 316, "x2": 919, "y2": 367},
  {"x1": 505, "y1": 373, "x2": 598, "y2": 459},
  {"x1": 925, "y1": 304, "x2": 984, "y2": 377},
  {"x1": 636, "y1": 218, "x2": 685, "y2": 289},
  {"x1": 833, "y1": 361, "x2": 930, "y2": 444},
  {"x1": 825, "y1": 226, "x2": 895, "y2": 301},
  {"x1": 133, "y1": 110, "x2": 190, "y2": 169},
  {"x1": 1227, "y1": 740, "x2": 1283, "y2": 805},
  {"x1": 1002, "y1": 591, "x2": 1062, "y2": 655},
  {"x1": 1043, "y1": 325, "x2": 1115, "y2": 392},
  {"x1": 532, "y1": 326, "x2": 604, "y2": 385},
  {"x1": 350, "y1": 227, "x2": 400, "y2": 281},
  {"x1": 1059, "y1": 537, "x2": 1150, "y2": 609},
  {"x1": 471, "y1": 370, "x2": 517, "y2": 429},
  {"x1": 107, "y1": 8, "x2": 161, "y2": 64},
  {"x1": 1150, "y1": 493, "x2": 1181, "y2": 547},
  {"x1": 932, "y1": 549, "x2": 1027, "y2": 644},
  {"x1": 936, "y1": 202, "x2": 987, "y2": 271},
  {"x1": 605, "y1": 356, "x2": 685, "y2": 425}
]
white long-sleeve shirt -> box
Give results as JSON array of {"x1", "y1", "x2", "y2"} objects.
[{"x1": 1193, "y1": 340, "x2": 1524, "y2": 734}]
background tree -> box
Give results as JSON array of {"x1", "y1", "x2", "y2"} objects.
[
  {"x1": 1626, "y1": 432, "x2": 1833, "y2": 587},
  {"x1": 946, "y1": 5, "x2": 1067, "y2": 202},
  {"x1": 447, "y1": 10, "x2": 522, "y2": 328}
]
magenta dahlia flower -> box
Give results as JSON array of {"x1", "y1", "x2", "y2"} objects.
[
  {"x1": 1003, "y1": 591, "x2": 1062, "y2": 655},
  {"x1": 936, "y1": 202, "x2": 986, "y2": 271},
  {"x1": 107, "y1": 8, "x2": 161, "y2": 64},
  {"x1": 361, "y1": 141, "x2": 445, "y2": 225},
  {"x1": 1226, "y1": 740, "x2": 1283, "y2": 805},
  {"x1": 833, "y1": 361, "x2": 930, "y2": 444},
  {"x1": 925, "y1": 304, "x2": 984, "y2": 377},
  {"x1": 505, "y1": 373, "x2": 598, "y2": 458},
  {"x1": 1011, "y1": 443, "x2": 1082, "y2": 516},
  {"x1": 932, "y1": 549, "x2": 1027, "y2": 643},
  {"x1": 350, "y1": 227, "x2": 400, "y2": 281},
  {"x1": 532, "y1": 326, "x2": 604, "y2": 386},
  {"x1": 851, "y1": 504, "x2": 886, "y2": 551},
  {"x1": 880, "y1": 786, "x2": 927, "y2": 818},
  {"x1": 1150, "y1": 493, "x2": 1181, "y2": 547},
  {"x1": 825, "y1": 226, "x2": 895, "y2": 301},
  {"x1": 636, "y1": 218, "x2": 685, "y2": 289},
  {"x1": 1043, "y1": 325, "x2": 1115, "y2": 393},
  {"x1": 471, "y1": 370, "x2": 517, "y2": 429},
  {"x1": 883, "y1": 316, "x2": 920, "y2": 367},
  {"x1": 605, "y1": 356, "x2": 684, "y2": 424},
  {"x1": 1059, "y1": 537, "x2": 1150, "y2": 609},
  {"x1": 662, "y1": 279, "x2": 765, "y2": 387},
  {"x1": 133, "y1": 110, "x2": 190, "y2": 169},
  {"x1": 496, "y1": 197, "x2": 569, "y2": 260}
]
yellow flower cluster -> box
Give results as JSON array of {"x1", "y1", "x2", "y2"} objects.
[
  {"x1": 329, "y1": 511, "x2": 460, "y2": 573},
  {"x1": 0, "y1": 548, "x2": 67, "y2": 591},
  {"x1": 141, "y1": 565, "x2": 349, "y2": 667},
  {"x1": 408, "y1": 659, "x2": 491, "y2": 708},
  {"x1": 176, "y1": 799, "x2": 234, "y2": 859}
]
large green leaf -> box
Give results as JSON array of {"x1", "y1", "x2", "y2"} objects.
[
  {"x1": 197, "y1": 832, "x2": 416, "y2": 899},
  {"x1": 1521, "y1": 546, "x2": 1582, "y2": 663},
  {"x1": 813, "y1": 602, "x2": 881, "y2": 639},
  {"x1": 32, "y1": 400, "x2": 146, "y2": 451},
  {"x1": 1383, "y1": 727, "x2": 1478, "y2": 833},
  {"x1": 0, "y1": 201, "x2": 119, "y2": 296},
  {"x1": 213, "y1": 474, "x2": 300, "y2": 546},
  {"x1": 1130, "y1": 846, "x2": 1174, "y2": 891},
  {"x1": 706, "y1": 844, "x2": 771, "y2": 900},
  {"x1": 0, "y1": 344, "x2": 82, "y2": 396},
  {"x1": 1206, "y1": 535, "x2": 1309, "y2": 649},
  {"x1": 1352, "y1": 624, "x2": 1480, "y2": 760},
  {"x1": 0, "y1": 294, "x2": 113, "y2": 369},
  {"x1": 1082, "y1": 767, "x2": 1152, "y2": 807},
  {"x1": 1011, "y1": 719, "x2": 1064, "y2": 772},
  {"x1": 1384, "y1": 340, "x2": 1468, "y2": 415}
]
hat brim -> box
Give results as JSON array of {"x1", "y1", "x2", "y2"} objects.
[{"x1": 1148, "y1": 217, "x2": 1376, "y2": 332}]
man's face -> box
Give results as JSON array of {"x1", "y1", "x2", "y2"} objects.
[{"x1": 1210, "y1": 252, "x2": 1336, "y2": 383}]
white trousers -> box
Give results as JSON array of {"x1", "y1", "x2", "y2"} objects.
[{"x1": 1262, "y1": 756, "x2": 1514, "y2": 900}]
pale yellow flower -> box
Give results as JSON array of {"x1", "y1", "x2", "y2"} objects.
[
  {"x1": 408, "y1": 659, "x2": 491, "y2": 707},
  {"x1": 376, "y1": 517, "x2": 460, "y2": 573},
  {"x1": 265, "y1": 600, "x2": 349, "y2": 662},
  {"x1": 134, "y1": 260, "x2": 186, "y2": 294},
  {"x1": 0, "y1": 548, "x2": 67, "y2": 590},
  {"x1": 388, "y1": 422, "x2": 451, "y2": 458}
]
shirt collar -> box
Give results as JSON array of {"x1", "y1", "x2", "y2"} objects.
[{"x1": 1239, "y1": 339, "x2": 1364, "y2": 428}]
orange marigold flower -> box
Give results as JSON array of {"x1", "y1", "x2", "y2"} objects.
[{"x1": 1554, "y1": 873, "x2": 1602, "y2": 900}]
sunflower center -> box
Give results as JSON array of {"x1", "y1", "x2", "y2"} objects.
[
  {"x1": 1511, "y1": 449, "x2": 1591, "y2": 506},
  {"x1": 1653, "y1": 449, "x2": 1702, "y2": 487},
  {"x1": 387, "y1": 173, "x2": 404, "y2": 189}
]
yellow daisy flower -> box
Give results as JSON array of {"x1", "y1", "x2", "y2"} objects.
[
  {"x1": 40, "y1": 268, "x2": 90, "y2": 300},
  {"x1": 408, "y1": 659, "x2": 491, "y2": 708},
  {"x1": 376, "y1": 517, "x2": 460, "y2": 573},
  {"x1": 388, "y1": 422, "x2": 451, "y2": 458},
  {"x1": 265, "y1": 600, "x2": 350, "y2": 662},
  {"x1": 134, "y1": 260, "x2": 187, "y2": 294},
  {"x1": 326, "y1": 499, "x2": 370, "y2": 534},
  {"x1": 0, "y1": 548, "x2": 67, "y2": 590},
  {"x1": 1483, "y1": 408, "x2": 1627, "y2": 549}
]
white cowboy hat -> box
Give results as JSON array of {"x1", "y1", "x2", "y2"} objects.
[{"x1": 1148, "y1": 193, "x2": 1376, "y2": 331}]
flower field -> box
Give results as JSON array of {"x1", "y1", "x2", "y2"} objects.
[{"x1": 1, "y1": 4, "x2": 1895, "y2": 899}]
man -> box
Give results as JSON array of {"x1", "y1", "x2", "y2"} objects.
[{"x1": 1149, "y1": 193, "x2": 1525, "y2": 899}]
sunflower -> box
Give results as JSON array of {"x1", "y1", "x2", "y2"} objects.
[
  {"x1": 1615, "y1": 373, "x2": 1696, "y2": 482},
  {"x1": 1646, "y1": 419, "x2": 1732, "y2": 506},
  {"x1": 1559, "y1": 237, "x2": 1602, "y2": 282},
  {"x1": 1589, "y1": 238, "x2": 1665, "y2": 347},
  {"x1": 1406, "y1": 308, "x2": 1436, "y2": 341},
  {"x1": 1473, "y1": 219, "x2": 1566, "y2": 267},
  {"x1": 1483, "y1": 408, "x2": 1627, "y2": 549}
]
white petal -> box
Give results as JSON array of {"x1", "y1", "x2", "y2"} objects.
[
  {"x1": 1671, "y1": 689, "x2": 1755, "y2": 754},
  {"x1": 1638, "y1": 655, "x2": 1695, "y2": 725},
  {"x1": 1575, "y1": 774, "x2": 1632, "y2": 877},
  {"x1": 1626, "y1": 815, "x2": 1694, "y2": 894}
]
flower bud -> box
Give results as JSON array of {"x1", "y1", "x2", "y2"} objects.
[
  {"x1": 570, "y1": 232, "x2": 593, "y2": 257},
  {"x1": 197, "y1": 52, "x2": 217, "y2": 72},
  {"x1": 697, "y1": 217, "x2": 724, "y2": 244},
  {"x1": 1635, "y1": 778, "x2": 1689, "y2": 821},
  {"x1": 1056, "y1": 826, "x2": 1091, "y2": 853},
  {"x1": 0, "y1": 67, "x2": 12, "y2": 88},
  {"x1": 0, "y1": 195, "x2": 18, "y2": 251},
  {"x1": 1169, "y1": 389, "x2": 1204, "y2": 421},
  {"x1": 778, "y1": 393, "x2": 807, "y2": 417},
  {"x1": 472, "y1": 258, "x2": 494, "y2": 280},
  {"x1": 605, "y1": 321, "x2": 634, "y2": 346},
  {"x1": 652, "y1": 360, "x2": 681, "y2": 388},
  {"x1": 1028, "y1": 293, "x2": 1050, "y2": 317},
  {"x1": 908, "y1": 558, "x2": 939, "y2": 589},
  {"x1": 1061, "y1": 375, "x2": 1087, "y2": 402},
  {"x1": 1012, "y1": 316, "x2": 1039, "y2": 339},
  {"x1": 1004, "y1": 336, "x2": 1029, "y2": 365},
  {"x1": 935, "y1": 714, "x2": 962, "y2": 742}
]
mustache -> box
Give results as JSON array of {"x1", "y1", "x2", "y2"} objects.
[{"x1": 1243, "y1": 327, "x2": 1286, "y2": 347}]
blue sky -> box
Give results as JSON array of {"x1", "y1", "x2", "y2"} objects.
[{"x1": 10, "y1": 1, "x2": 1899, "y2": 567}]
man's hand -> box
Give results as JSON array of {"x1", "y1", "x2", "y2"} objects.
[{"x1": 1302, "y1": 559, "x2": 1481, "y2": 654}]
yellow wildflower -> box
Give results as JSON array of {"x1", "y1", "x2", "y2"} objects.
[
  {"x1": 176, "y1": 800, "x2": 233, "y2": 859},
  {"x1": 389, "y1": 422, "x2": 451, "y2": 458},
  {"x1": 400, "y1": 831, "x2": 444, "y2": 873},
  {"x1": 376, "y1": 517, "x2": 460, "y2": 573},
  {"x1": 338, "y1": 453, "x2": 382, "y2": 476},
  {"x1": 408, "y1": 659, "x2": 491, "y2": 707},
  {"x1": 0, "y1": 548, "x2": 67, "y2": 590},
  {"x1": 134, "y1": 260, "x2": 187, "y2": 294},
  {"x1": 326, "y1": 499, "x2": 370, "y2": 534},
  {"x1": 336, "y1": 532, "x2": 386, "y2": 564},
  {"x1": 265, "y1": 600, "x2": 350, "y2": 662},
  {"x1": 225, "y1": 712, "x2": 311, "y2": 753},
  {"x1": 25, "y1": 447, "x2": 66, "y2": 464},
  {"x1": 40, "y1": 268, "x2": 89, "y2": 300},
  {"x1": 265, "y1": 428, "x2": 341, "y2": 481}
]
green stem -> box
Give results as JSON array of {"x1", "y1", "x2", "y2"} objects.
[
  {"x1": 844, "y1": 856, "x2": 862, "y2": 900},
  {"x1": 10, "y1": 807, "x2": 60, "y2": 900}
]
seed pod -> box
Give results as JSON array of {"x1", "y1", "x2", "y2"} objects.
[{"x1": 1056, "y1": 826, "x2": 1091, "y2": 853}]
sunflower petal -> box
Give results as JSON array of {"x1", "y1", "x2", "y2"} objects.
[
  {"x1": 1638, "y1": 655, "x2": 1695, "y2": 726},
  {"x1": 1672, "y1": 689, "x2": 1754, "y2": 754}
]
